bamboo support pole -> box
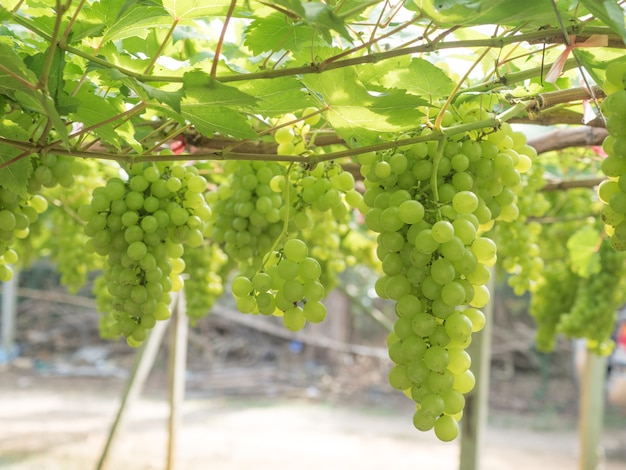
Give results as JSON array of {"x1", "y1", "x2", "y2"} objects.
[
  {"x1": 166, "y1": 290, "x2": 188, "y2": 470},
  {"x1": 96, "y1": 314, "x2": 170, "y2": 470},
  {"x1": 579, "y1": 350, "x2": 608, "y2": 470}
]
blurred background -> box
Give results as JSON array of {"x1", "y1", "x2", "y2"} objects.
[{"x1": 1, "y1": 260, "x2": 626, "y2": 470}]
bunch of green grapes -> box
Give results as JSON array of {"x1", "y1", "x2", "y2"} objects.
[
  {"x1": 80, "y1": 162, "x2": 211, "y2": 346},
  {"x1": 28, "y1": 154, "x2": 75, "y2": 192},
  {"x1": 273, "y1": 107, "x2": 321, "y2": 156},
  {"x1": 362, "y1": 112, "x2": 531, "y2": 441},
  {"x1": 183, "y1": 242, "x2": 229, "y2": 320},
  {"x1": 557, "y1": 239, "x2": 626, "y2": 354},
  {"x1": 529, "y1": 260, "x2": 578, "y2": 351},
  {"x1": 598, "y1": 61, "x2": 626, "y2": 249},
  {"x1": 285, "y1": 160, "x2": 369, "y2": 288},
  {"x1": 231, "y1": 238, "x2": 327, "y2": 331},
  {"x1": 33, "y1": 159, "x2": 115, "y2": 291},
  {"x1": 207, "y1": 160, "x2": 288, "y2": 265},
  {"x1": 215, "y1": 146, "x2": 364, "y2": 325},
  {"x1": 0, "y1": 187, "x2": 48, "y2": 281},
  {"x1": 493, "y1": 153, "x2": 550, "y2": 295}
]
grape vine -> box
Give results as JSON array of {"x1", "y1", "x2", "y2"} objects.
[{"x1": 1, "y1": 0, "x2": 625, "y2": 444}]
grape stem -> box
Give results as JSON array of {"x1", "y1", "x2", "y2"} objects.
[
  {"x1": 258, "y1": 162, "x2": 295, "y2": 273},
  {"x1": 430, "y1": 137, "x2": 445, "y2": 206},
  {"x1": 434, "y1": 46, "x2": 491, "y2": 129}
]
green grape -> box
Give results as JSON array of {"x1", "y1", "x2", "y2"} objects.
[
  {"x1": 274, "y1": 126, "x2": 295, "y2": 145},
  {"x1": 232, "y1": 276, "x2": 253, "y2": 297},
  {"x1": 389, "y1": 365, "x2": 412, "y2": 390},
  {"x1": 283, "y1": 238, "x2": 308, "y2": 262},
  {"x1": 303, "y1": 301, "x2": 326, "y2": 323},
  {"x1": 423, "y1": 346, "x2": 449, "y2": 372},
  {"x1": 434, "y1": 415, "x2": 459, "y2": 442},
  {"x1": 412, "y1": 409, "x2": 436, "y2": 432},
  {"x1": 283, "y1": 305, "x2": 306, "y2": 331},
  {"x1": 431, "y1": 220, "x2": 454, "y2": 243}
]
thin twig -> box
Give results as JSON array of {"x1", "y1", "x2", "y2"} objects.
[
  {"x1": 211, "y1": 0, "x2": 237, "y2": 79},
  {"x1": 144, "y1": 20, "x2": 179, "y2": 75}
]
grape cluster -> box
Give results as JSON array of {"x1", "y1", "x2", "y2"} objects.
[
  {"x1": 80, "y1": 162, "x2": 211, "y2": 346},
  {"x1": 494, "y1": 151, "x2": 549, "y2": 295},
  {"x1": 35, "y1": 159, "x2": 116, "y2": 292},
  {"x1": 273, "y1": 108, "x2": 321, "y2": 156},
  {"x1": 362, "y1": 114, "x2": 530, "y2": 441},
  {"x1": 529, "y1": 260, "x2": 578, "y2": 351},
  {"x1": 28, "y1": 154, "x2": 75, "y2": 192},
  {"x1": 208, "y1": 160, "x2": 288, "y2": 265},
  {"x1": 213, "y1": 128, "x2": 365, "y2": 325},
  {"x1": 183, "y1": 242, "x2": 228, "y2": 320},
  {"x1": 0, "y1": 188, "x2": 48, "y2": 281},
  {"x1": 557, "y1": 239, "x2": 626, "y2": 354},
  {"x1": 231, "y1": 238, "x2": 327, "y2": 330},
  {"x1": 598, "y1": 61, "x2": 626, "y2": 249}
]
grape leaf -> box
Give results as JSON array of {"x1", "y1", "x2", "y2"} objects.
[
  {"x1": 266, "y1": 0, "x2": 307, "y2": 17},
  {"x1": 302, "y1": 68, "x2": 421, "y2": 146},
  {"x1": 237, "y1": 77, "x2": 316, "y2": 116},
  {"x1": 266, "y1": 0, "x2": 352, "y2": 40},
  {"x1": 579, "y1": 0, "x2": 626, "y2": 44},
  {"x1": 183, "y1": 75, "x2": 259, "y2": 108},
  {"x1": 244, "y1": 13, "x2": 318, "y2": 55},
  {"x1": 301, "y1": 2, "x2": 351, "y2": 41},
  {"x1": 0, "y1": 40, "x2": 39, "y2": 95},
  {"x1": 408, "y1": 0, "x2": 560, "y2": 27},
  {"x1": 87, "y1": 0, "x2": 131, "y2": 27},
  {"x1": 162, "y1": 0, "x2": 232, "y2": 19},
  {"x1": 0, "y1": 120, "x2": 32, "y2": 197},
  {"x1": 180, "y1": 104, "x2": 257, "y2": 140},
  {"x1": 110, "y1": 70, "x2": 183, "y2": 113},
  {"x1": 71, "y1": 88, "x2": 140, "y2": 150},
  {"x1": 567, "y1": 226, "x2": 601, "y2": 278},
  {"x1": 180, "y1": 72, "x2": 257, "y2": 138},
  {"x1": 101, "y1": 5, "x2": 172, "y2": 43},
  {"x1": 370, "y1": 90, "x2": 427, "y2": 125},
  {"x1": 381, "y1": 57, "x2": 454, "y2": 101}
]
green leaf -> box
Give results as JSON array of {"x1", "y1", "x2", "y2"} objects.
[
  {"x1": 110, "y1": 70, "x2": 183, "y2": 113},
  {"x1": 88, "y1": 0, "x2": 130, "y2": 27},
  {"x1": 0, "y1": 119, "x2": 32, "y2": 197},
  {"x1": 237, "y1": 77, "x2": 316, "y2": 116},
  {"x1": 580, "y1": 0, "x2": 626, "y2": 44},
  {"x1": 244, "y1": 13, "x2": 318, "y2": 55},
  {"x1": 162, "y1": 0, "x2": 232, "y2": 19},
  {"x1": 408, "y1": 0, "x2": 559, "y2": 27},
  {"x1": 301, "y1": 2, "x2": 352, "y2": 41},
  {"x1": 71, "y1": 88, "x2": 140, "y2": 150},
  {"x1": 267, "y1": 0, "x2": 307, "y2": 17},
  {"x1": 302, "y1": 68, "x2": 420, "y2": 146},
  {"x1": 182, "y1": 72, "x2": 259, "y2": 108},
  {"x1": 0, "y1": 40, "x2": 39, "y2": 95},
  {"x1": 369, "y1": 90, "x2": 427, "y2": 125},
  {"x1": 181, "y1": 104, "x2": 257, "y2": 140},
  {"x1": 381, "y1": 57, "x2": 454, "y2": 101},
  {"x1": 101, "y1": 5, "x2": 172, "y2": 43},
  {"x1": 567, "y1": 226, "x2": 601, "y2": 278}
]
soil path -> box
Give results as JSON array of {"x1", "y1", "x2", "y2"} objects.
[{"x1": 1, "y1": 373, "x2": 625, "y2": 470}]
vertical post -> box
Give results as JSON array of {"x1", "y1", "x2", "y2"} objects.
[
  {"x1": 459, "y1": 278, "x2": 494, "y2": 470},
  {"x1": 167, "y1": 290, "x2": 188, "y2": 470},
  {"x1": 96, "y1": 317, "x2": 169, "y2": 470},
  {"x1": 1, "y1": 272, "x2": 18, "y2": 363},
  {"x1": 579, "y1": 349, "x2": 607, "y2": 470}
]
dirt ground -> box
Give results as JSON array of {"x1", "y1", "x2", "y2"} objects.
[
  {"x1": 2, "y1": 283, "x2": 626, "y2": 470},
  {"x1": 1, "y1": 365, "x2": 626, "y2": 470}
]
